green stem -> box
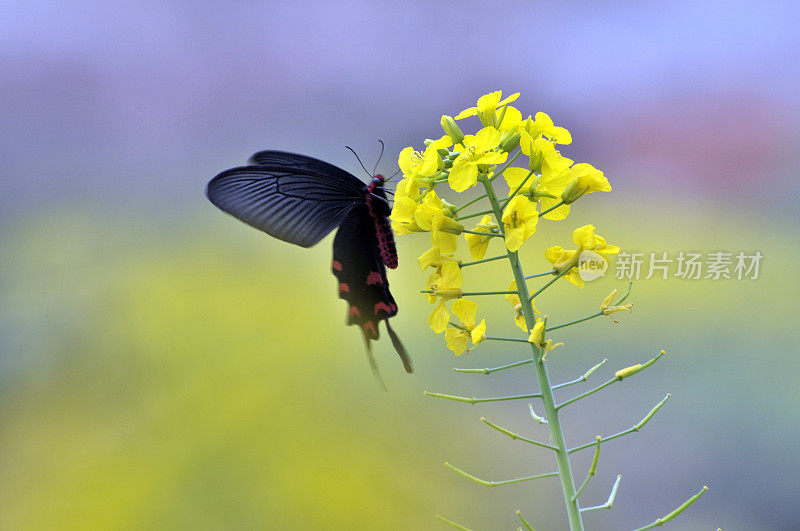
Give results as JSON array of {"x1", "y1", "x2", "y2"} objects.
[
  {"x1": 529, "y1": 267, "x2": 572, "y2": 301},
  {"x1": 580, "y1": 475, "x2": 622, "y2": 512},
  {"x1": 424, "y1": 391, "x2": 541, "y2": 404},
  {"x1": 461, "y1": 229, "x2": 503, "y2": 237},
  {"x1": 484, "y1": 336, "x2": 529, "y2": 343},
  {"x1": 444, "y1": 462, "x2": 558, "y2": 487},
  {"x1": 420, "y1": 289, "x2": 517, "y2": 296},
  {"x1": 546, "y1": 311, "x2": 603, "y2": 332},
  {"x1": 552, "y1": 359, "x2": 608, "y2": 390},
  {"x1": 479, "y1": 174, "x2": 584, "y2": 530},
  {"x1": 569, "y1": 395, "x2": 671, "y2": 453},
  {"x1": 453, "y1": 193, "x2": 489, "y2": 213},
  {"x1": 488, "y1": 150, "x2": 522, "y2": 182},
  {"x1": 435, "y1": 515, "x2": 473, "y2": 531},
  {"x1": 525, "y1": 269, "x2": 557, "y2": 280},
  {"x1": 453, "y1": 358, "x2": 533, "y2": 375},
  {"x1": 516, "y1": 510, "x2": 536, "y2": 531},
  {"x1": 633, "y1": 486, "x2": 708, "y2": 530},
  {"x1": 501, "y1": 169, "x2": 535, "y2": 205},
  {"x1": 455, "y1": 208, "x2": 494, "y2": 222},
  {"x1": 539, "y1": 200, "x2": 566, "y2": 217},
  {"x1": 480, "y1": 417, "x2": 558, "y2": 451},
  {"x1": 572, "y1": 437, "x2": 601, "y2": 501},
  {"x1": 459, "y1": 254, "x2": 508, "y2": 268}
]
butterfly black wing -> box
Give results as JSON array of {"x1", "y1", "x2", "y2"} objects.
[
  {"x1": 207, "y1": 152, "x2": 365, "y2": 248},
  {"x1": 332, "y1": 204, "x2": 412, "y2": 373}
]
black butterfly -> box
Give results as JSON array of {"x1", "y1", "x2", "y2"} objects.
[{"x1": 206, "y1": 150, "x2": 412, "y2": 375}]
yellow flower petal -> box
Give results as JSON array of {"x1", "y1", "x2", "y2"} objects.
[
  {"x1": 572, "y1": 224, "x2": 597, "y2": 249},
  {"x1": 445, "y1": 328, "x2": 469, "y2": 355},
  {"x1": 429, "y1": 302, "x2": 450, "y2": 334},
  {"x1": 452, "y1": 298, "x2": 477, "y2": 329},
  {"x1": 470, "y1": 319, "x2": 487, "y2": 346}
]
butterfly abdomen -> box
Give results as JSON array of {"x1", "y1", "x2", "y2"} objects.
[{"x1": 366, "y1": 178, "x2": 398, "y2": 269}]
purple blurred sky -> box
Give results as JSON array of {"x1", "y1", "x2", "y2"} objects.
[{"x1": 1, "y1": 0, "x2": 798, "y2": 219}]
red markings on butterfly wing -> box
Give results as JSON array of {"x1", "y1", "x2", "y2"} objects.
[
  {"x1": 362, "y1": 321, "x2": 377, "y2": 338},
  {"x1": 350, "y1": 306, "x2": 361, "y2": 318},
  {"x1": 332, "y1": 260, "x2": 343, "y2": 271},
  {"x1": 339, "y1": 282, "x2": 350, "y2": 293},
  {"x1": 374, "y1": 302, "x2": 393, "y2": 315},
  {"x1": 366, "y1": 271, "x2": 383, "y2": 286}
]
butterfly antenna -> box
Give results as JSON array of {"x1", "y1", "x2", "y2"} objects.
[
  {"x1": 345, "y1": 146, "x2": 373, "y2": 179},
  {"x1": 372, "y1": 140, "x2": 385, "y2": 177},
  {"x1": 385, "y1": 167, "x2": 402, "y2": 184}
]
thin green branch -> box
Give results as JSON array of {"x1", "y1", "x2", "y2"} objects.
[
  {"x1": 455, "y1": 208, "x2": 494, "y2": 222},
  {"x1": 488, "y1": 150, "x2": 522, "y2": 182},
  {"x1": 525, "y1": 269, "x2": 557, "y2": 280},
  {"x1": 424, "y1": 390, "x2": 542, "y2": 405},
  {"x1": 420, "y1": 289, "x2": 517, "y2": 296},
  {"x1": 459, "y1": 254, "x2": 508, "y2": 268},
  {"x1": 501, "y1": 169, "x2": 535, "y2": 206},
  {"x1": 572, "y1": 437, "x2": 601, "y2": 502},
  {"x1": 580, "y1": 475, "x2": 622, "y2": 512},
  {"x1": 539, "y1": 200, "x2": 566, "y2": 217},
  {"x1": 485, "y1": 335, "x2": 530, "y2": 343},
  {"x1": 453, "y1": 358, "x2": 532, "y2": 375},
  {"x1": 453, "y1": 192, "x2": 489, "y2": 213},
  {"x1": 557, "y1": 351, "x2": 665, "y2": 409},
  {"x1": 529, "y1": 267, "x2": 572, "y2": 301},
  {"x1": 461, "y1": 229, "x2": 504, "y2": 238},
  {"x1": 528, "y1": 403, "x2": 548, "y2": 424},
  {"x1": 480, "y1": 417, "x2": 558, "y2": 451},
  {"x1": 556, "y1": 377, "x2": 618, "y2": 410},
  {"x1": 569, "y1": 395, "x2": 671, "y2": 453},
  {"x1": 546, "y1": 282, "x2": 635, "y2": 331},
  {"x1": 444, "y1": 462, "x2": 558, "y2": 487},
  {"x1": 615, "y1": 281, "x2": 634, "y2": 305},
  {"x1": 552, "y1": 359, "x2": 608, "y2": 391},
  {"x1": 546, "y1": 311, "x2": 603, "y2": 332},
  {"x1": 515, "y1": 510, "x2": 536, "y2": 531},
  {"x1": 435, "y1": 514, "x2": 473, "y2": 531},
  {"x1": 633, "y1": 486, "x2": 709, "y2": 530}
]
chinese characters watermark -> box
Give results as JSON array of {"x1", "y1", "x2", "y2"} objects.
[{"x1": 613, "y1": 251, "x2": 763, "y2": 280}]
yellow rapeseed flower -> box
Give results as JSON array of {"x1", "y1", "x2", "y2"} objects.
[
  {"x1": 449, "y1": 126, "x2": 508, "y2": 192},
  {"x1": 454, "y1": 90, "x2": 521, "y2": 127},
  {"x1": 464, "y1": 215, "x2": 499, "y2": 259},
  {"x1": 501, "y1": 195, "x2": 539, "y2": 251},
  {"x1": 504, "y1": 280, "x2": 539, "y2": 331},
  {"x1": 417, "y1": 246, "x2": 458, "y2": 270},
  {"x1": 444, "y1": 299, "x2": 487, "y2": 355},
  {"x1": 544, "y1": 224, "x2": 619, "y2": 288},
  {"x1": 560, "y1": 163, "x2": 611, "y2": 204}
]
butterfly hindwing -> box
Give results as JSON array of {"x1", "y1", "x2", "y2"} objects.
[{"x1": 332, "y1": 205, "x2": 412, "y2": 373}]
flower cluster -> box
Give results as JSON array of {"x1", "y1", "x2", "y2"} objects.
[{"x1": 391, "y1": 90, "x2": 618, "y2": 355}]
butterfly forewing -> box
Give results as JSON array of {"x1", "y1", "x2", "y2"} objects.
[{"x1": 207, "y1": 162, "x2": 364, "y2": 248}]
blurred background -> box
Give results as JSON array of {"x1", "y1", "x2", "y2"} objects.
[{"x1": 1, "y1": 1, "x2": 798, "y2": 529}]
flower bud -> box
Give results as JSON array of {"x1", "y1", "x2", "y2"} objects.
[
  {"x1": 600, "y1": 289, "x2": 618, "y2": 310},
  {"x1": 615, "y1": 364, "x2": 642, "y2": 379},
  {"x1": 528, "y1": 150, "x2": 543, "y2": 173},
  {"x1": 499, "y1": 131, "x2": 521, "y2": 152},
  {"x1": 432, "y1": 287, "x2": 463, "y2": 300},
  {"x1": 561, "y1": 177, "x2": 588, "y2": 204},
  {"x1": 440, "y1": 115, "x2": 465, "y2": 145}
]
